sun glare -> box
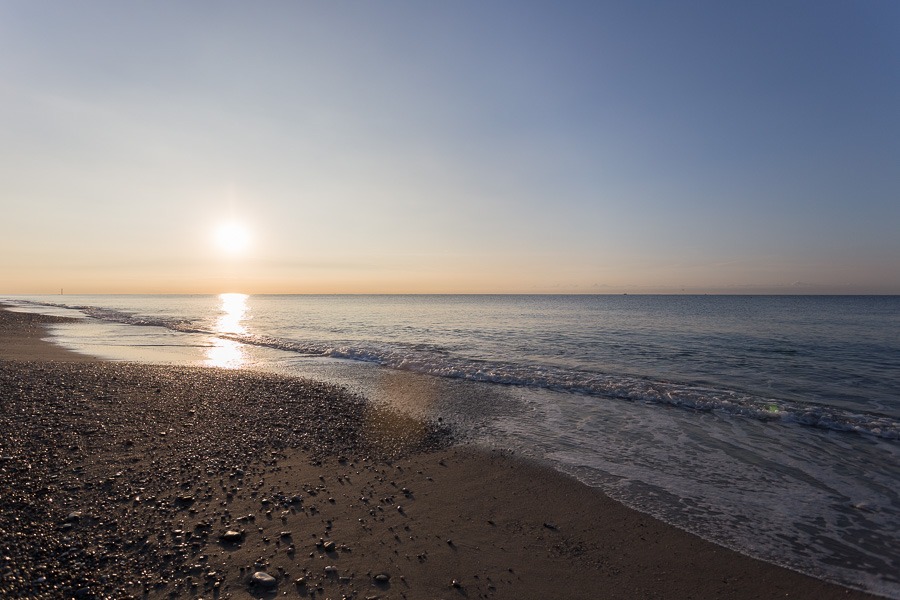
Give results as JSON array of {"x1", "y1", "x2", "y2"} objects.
[{"x1": 214, "y1": 222, "x2": 251, "y2": 255}]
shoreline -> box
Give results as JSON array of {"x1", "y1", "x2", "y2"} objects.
[{"x1": 0, "y1": 306, "x2": 883, "y2": 599}]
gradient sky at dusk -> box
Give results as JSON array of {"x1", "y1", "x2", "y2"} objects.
[{"x1": 1, "y1": 1, "x2": 898, "y2": 294}]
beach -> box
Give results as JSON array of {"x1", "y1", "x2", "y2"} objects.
[{"x1": 0, "y1": 306, "x2": 881, "y2": 599}]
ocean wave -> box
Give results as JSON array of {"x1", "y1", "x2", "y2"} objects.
[{"x1": 15, "y1": 299, "x2": 900, "y2": 440}]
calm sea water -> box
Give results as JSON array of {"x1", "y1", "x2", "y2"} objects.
[{"x1": 4, "y1": 294, "x2": 899, "y2": 597}]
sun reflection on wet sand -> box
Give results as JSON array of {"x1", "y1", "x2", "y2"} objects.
[{"x1": 206, "y1": 293, "x2": 249, "y2": 368}]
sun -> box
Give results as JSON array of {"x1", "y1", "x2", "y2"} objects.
[{"x1": 214, "y1": 221, "x2": 251, "y2": 255}]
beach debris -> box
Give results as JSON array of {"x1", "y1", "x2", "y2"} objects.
[{"x1": 373, "y1": 572, "x2": 391, "y2": 583}]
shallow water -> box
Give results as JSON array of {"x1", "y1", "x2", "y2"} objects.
[{"x1": 4, "y1": 294, "x2": 899, "y2": 597}]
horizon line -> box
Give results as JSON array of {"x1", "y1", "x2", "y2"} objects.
[{"x1": 3, "y1": 291, "x2": 898, "y2": 297}]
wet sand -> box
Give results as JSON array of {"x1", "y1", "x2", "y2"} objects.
[{"x1": 0, "y1": 306, "x2": 880, "y2": 599}]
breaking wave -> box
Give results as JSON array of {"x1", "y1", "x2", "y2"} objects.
[{"x1": 16, "y1": 299, "x2": 899, "y2": 440}]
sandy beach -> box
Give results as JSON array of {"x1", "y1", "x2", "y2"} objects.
[{"x1": 0, "y1": 306, "x2": 880, "y2": 599}]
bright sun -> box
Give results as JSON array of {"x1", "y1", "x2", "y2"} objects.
[{"x1": 214, "y1": 222, "x2": 251, "y2": 255}]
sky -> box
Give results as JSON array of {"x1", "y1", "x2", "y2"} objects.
[{"x1": 1, "y1": 1, "x2": 898, "y2": 294}]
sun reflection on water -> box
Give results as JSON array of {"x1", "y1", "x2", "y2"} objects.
[{"x1": 206, "y1": 293, "x2": 249, "y2": 368}]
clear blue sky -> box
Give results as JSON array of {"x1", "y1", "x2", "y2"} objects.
[{"x1": 1, "y1": 1, "x2": 898, "y2": 293}]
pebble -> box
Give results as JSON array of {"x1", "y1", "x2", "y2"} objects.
[
  {"x1": 250, "y1": 571, "x2": 277, "y2": 588},
  {"x1": 220, "y1": 530, "x2": 243, "y2": 543}
]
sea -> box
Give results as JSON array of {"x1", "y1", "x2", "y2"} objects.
[{"x1": 3, "y1": 294, "x2": 898, "y2": 597}]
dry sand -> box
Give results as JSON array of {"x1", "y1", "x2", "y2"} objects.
[{"x1": 0, "y1": 306, "x2": 880, "y2": 599}]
